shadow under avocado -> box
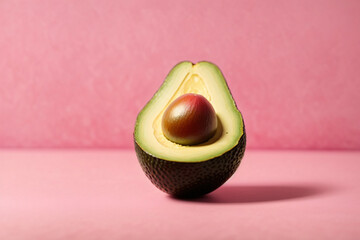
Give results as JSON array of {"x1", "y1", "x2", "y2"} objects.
[{"x1": 169, "y1": 184, "x2": 333, "y2": 204}]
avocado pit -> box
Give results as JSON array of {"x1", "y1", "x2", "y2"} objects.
[{"x1": 161, "y1": 93, "x2": 218, "y2": 146}]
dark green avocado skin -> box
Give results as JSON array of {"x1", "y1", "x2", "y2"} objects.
[{"x1": 135, "y1": 131, "x2": 246, "y2": 198}]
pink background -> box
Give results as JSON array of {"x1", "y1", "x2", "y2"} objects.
[
  {"x1": 0, "y1": 0, "x2": 359, "y2": 150},
  {"x1": 1, "y1": 2, "x2": 359, "y2": 239}
]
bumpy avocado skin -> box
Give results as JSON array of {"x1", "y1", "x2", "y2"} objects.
[{"x1": 135, "y1": 130, "x2": 246, "y2": 198}]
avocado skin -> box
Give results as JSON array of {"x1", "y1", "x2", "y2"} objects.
[{"x1": 135, "y1": 130, "x2": 246, "y2": 198}]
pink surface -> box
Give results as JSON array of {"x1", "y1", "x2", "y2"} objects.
[
  {"x1": 1, "y1": 150, "x2": 359, "y2": 239},
  {"x1": 1, "y1": 0, "x2": 360, "y2": 150}
]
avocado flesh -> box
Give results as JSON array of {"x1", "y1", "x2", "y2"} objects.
[{"x1": 134, "y1": 61, "x2": 244, "y2": 163}]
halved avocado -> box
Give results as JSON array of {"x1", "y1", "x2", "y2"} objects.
[{"x1": 134, "y1": 61, "x2": 246, "y2": 197}]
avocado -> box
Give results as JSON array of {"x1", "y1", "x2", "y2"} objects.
[{"x1": 134, "y1": 61, "x2": 246, "y2": 198}]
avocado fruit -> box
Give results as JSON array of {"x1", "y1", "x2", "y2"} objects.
[{"x1": 134, "y1": 61, "x2": 246, "y2": 198}]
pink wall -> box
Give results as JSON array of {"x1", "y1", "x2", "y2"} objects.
[{"x1": 0, "y1": 0, "x2": 359, "y2": 150}]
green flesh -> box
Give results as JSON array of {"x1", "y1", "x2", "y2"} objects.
[{"x1": 134, "y1": 61, "x2": 244, "y2": 163}]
